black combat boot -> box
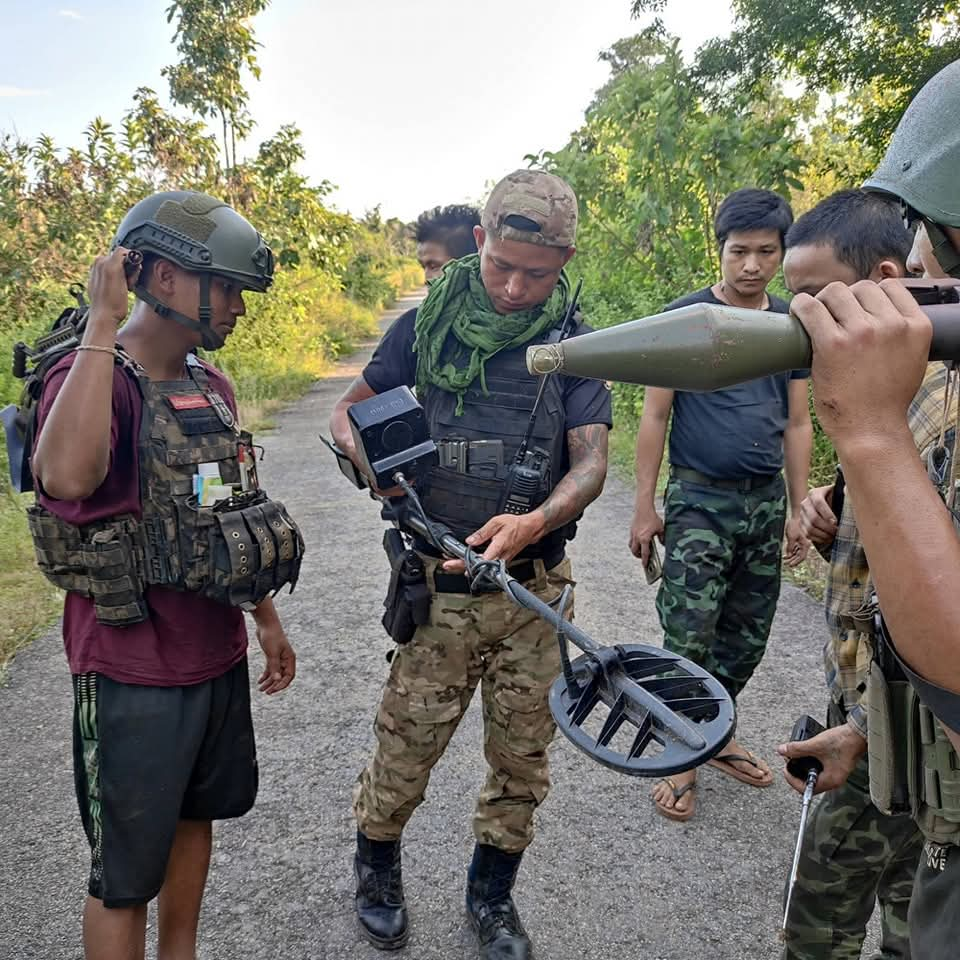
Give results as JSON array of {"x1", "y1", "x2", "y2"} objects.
[
  {"x1": 354, "y1": 830, "x2": 409, "y2": 950},
  {"x1": 465, "y1": 843, "x2": 532, "y2": 960}
]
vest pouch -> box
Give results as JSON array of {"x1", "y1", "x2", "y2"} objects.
[
  {"x1": 867, "y1": 660, "x2": 914, "y2": 816},
  {"x1": 914, "y1": 702, "x2": 960, "y2": 842},
  {"x1": 27, "y1": 504, "x2": 90, "y2": 593},
  {"x1": 26, "y1": 506, "x2": 148, "y2": 625},
  {"x1": 83, "y1": 528, "x2": 149, "y2": 625},
  {"x1": 206, "y1": 495, "x2": 304, "y2": 609},
  {"x1": 258, "y1": 500, "x2": 304, "y2": 596},
  {"x1": 421, "y1": 467, "x2": 503, "y2": 541}
]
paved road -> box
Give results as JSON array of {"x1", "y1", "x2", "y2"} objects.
[{"x1": 0, "y1": 292, "x2": 878, "y2": 959}]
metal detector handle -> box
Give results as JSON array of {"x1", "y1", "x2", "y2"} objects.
[
  {"x1": 785, "y1": 714, "x2": 826, "y2": 781},
  {"x1": 399, "y1": 495, "x2": 713, "y2": 753}
]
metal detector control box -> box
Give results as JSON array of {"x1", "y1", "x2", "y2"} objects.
[{"x1": 347, "y1": 386, "x2": 438, "y2": 489}]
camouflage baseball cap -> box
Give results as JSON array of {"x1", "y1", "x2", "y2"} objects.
[{"x1": 481, "y1": 170, "x2": 578, "y2": 248}]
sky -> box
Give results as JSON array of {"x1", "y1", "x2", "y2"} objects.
[{"x1": 1, "y1": 1, "x2": 735, "y2": 222}]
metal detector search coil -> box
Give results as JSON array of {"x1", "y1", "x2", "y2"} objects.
[
  {"x1": 324, "y1": 391, "x2": 736, "y2": 777},
  {"x1": 550, "y1": 646, "x2": 734, "y2": 776}
]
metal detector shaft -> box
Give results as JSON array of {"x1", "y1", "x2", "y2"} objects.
[
  {"x1": 782, "y1": 773, "x2": 817, "y2": 936},
  {"x1": 401, "y1": 509, "x2": 708, "y2": 752}
]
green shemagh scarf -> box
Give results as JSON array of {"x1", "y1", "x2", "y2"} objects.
[{"x1": 413, "y1": 254, "x2": 569, "y2": 414}]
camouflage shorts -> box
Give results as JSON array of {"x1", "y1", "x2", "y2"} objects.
[
  {"x1": 783, "y1": 704, "x2": 923, "y2": 960},
  {"x1": 353, "y1": 555, "x2": 574, "y2": 853},
  {"x1": 657, "y1": 473, "x2": 785, "y2": 699}
]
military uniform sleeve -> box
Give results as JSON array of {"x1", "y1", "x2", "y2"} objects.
[{"x1": 362, "y1": 308, "x2": 418, "y2": 394}]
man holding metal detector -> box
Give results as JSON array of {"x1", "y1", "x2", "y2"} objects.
[
  {"x1": 779, "y1": 60, "x2": 960, "y2": 957},
  {"x1": 330, "y1": 170, "x2": 612, "y2": 958},
  {"x1": 779, "y1": 191, "x2": 924, "y2": 959}
]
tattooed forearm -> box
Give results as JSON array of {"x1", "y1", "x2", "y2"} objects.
[{"x1": 534, "y1": 423, "x2": 609, "y2": 534}]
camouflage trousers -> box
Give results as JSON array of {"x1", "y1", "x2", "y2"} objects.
[
  {"x1": 783, "y1": 703, "x2": 923, "y2": 960},
  {"x1": 656, "y1": 472, "x2": 786, "y2": 699},
  {"x1": 909, "y1": 840, "x2": 960, "y2": 958},
  {"x1": 353, "y1": 555, "x2": 572, "y2": 854}
]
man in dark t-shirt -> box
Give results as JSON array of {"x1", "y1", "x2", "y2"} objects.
[
  {"x1": 331, "y1": 170, "x2": 611, "y2": 959},
  {"x1": 628, "y1": 188, "x2": 813, "y2": 822},
  {"x1": 30, "y1": 192, "x2": 297, "y2": 960},
  {"x1": 415, "y1": 204, "x2": 481, "y2": 280}
]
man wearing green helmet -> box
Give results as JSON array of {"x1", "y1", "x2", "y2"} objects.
[
  {"x1": 783, "y1": 61, "x2": 960, "y2": 956},
  {"x1": 30, "y1": 191, "x2": 299, "y2": 960}
]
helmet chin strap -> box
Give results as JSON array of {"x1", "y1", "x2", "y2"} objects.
[
  {"x1": 924, "y1": 220, "x2": 960, "y2": 279},
  {"x1": 133, "y1": 273, "x2": 224, "y2": 351}
]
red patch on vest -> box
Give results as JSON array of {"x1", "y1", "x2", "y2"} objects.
[{"x1": 167, "y1": 395, "x2": 211, "y2": 411}]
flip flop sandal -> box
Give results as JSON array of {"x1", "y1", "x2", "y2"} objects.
[
  {"x1": 707, "y1": 750, "x2": 774, "y2": 788},
  {"x1": 653, "y1": 777, "x2": 697, "y2": 822}
]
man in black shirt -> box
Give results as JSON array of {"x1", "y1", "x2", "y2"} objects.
[
  {"x1": 629, "y1": 188, "x2": 813, "y2": 822},
  {"x1": 331, "y1": 170, "x2": 611, "y2": 959},
  {"x1": 415, "y1": 204, "x2": 481, "y2": 280}
]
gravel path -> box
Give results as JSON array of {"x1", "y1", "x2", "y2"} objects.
[{"x1": 0, "y1": 292, "x2": 878, "y2": 959}]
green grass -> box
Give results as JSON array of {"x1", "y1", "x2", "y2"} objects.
[
  {"x1": 608, "y1": 418, "x2": 670, "y2": 495},
  {"x1": 0, "y1": 488, "x2": 62, "y2": 678}
]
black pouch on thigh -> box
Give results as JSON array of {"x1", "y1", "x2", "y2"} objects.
[{"x1": 381, "y1": 529, "x2": 430, "y2": 644}]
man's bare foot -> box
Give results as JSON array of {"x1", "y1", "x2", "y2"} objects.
[
  {"x1": 706, "y1": 737, "x2": 773, "y2": 787},
  {"x1": 652, "y1": 768, "x2": 697, "y2": 821}
]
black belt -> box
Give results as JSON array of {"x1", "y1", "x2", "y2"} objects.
[
  {"x1": 670, "y1": 465, "x2": 780, "y2": 493},
  {"x1": 432, "y1": 547, "x2": 565, "y2": 595}
]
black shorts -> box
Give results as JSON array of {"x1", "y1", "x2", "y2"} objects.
[{"x1": 72, "y1": 657, "x2": 258, "y2": 908}]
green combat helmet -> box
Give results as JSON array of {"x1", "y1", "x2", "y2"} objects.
[
  {"x1": 864, "y1": 59, "x2": 960, "y2": 276},
  {"x1": 113, "y1": 191, "x2": 275, "y2": 350}
]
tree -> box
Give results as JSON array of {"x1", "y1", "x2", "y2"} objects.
[
  {"x1": 631, "y1": 0, "x2": 960, "y2": 152},
  {"x1": 123, "y1": 87, "x2": 221, "y2": 190},
  {"x1": 537, "y1": 34, "x2": 802, "y2": 310},
  {"x1": 532, "y1": 32, "x2": 804, "y2": 426},
  {"x1": 162, "y1": 0, "x2": 270, "y2": 175}
]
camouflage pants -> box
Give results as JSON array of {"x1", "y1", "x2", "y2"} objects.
[
  {"x1": 783, "y1": 704, "x2": 923, "y2": 959},
  {"x1": 353, "y1": 556, "x2": 572, "y2": 854},
  {"x1": 909, "y1": 841, "x2": 960, "y2": 958},
  {"x1": 656, "y1": 473, "x2": 785, "y2": 699}
]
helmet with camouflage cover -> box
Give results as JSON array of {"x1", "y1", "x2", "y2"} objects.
[
  {"x1": 863, "y1": 59, "x2": 960, "y2": 275},
  {"x1": 112, "y1": 191, "x2": 275, "y2": 349}
]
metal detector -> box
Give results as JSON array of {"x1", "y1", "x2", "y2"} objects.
[{"x1": 322, "y1": 386, "x2": 735, "y2": 777}]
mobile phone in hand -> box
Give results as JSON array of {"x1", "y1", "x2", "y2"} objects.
[{"x1": 644, "y1": 540, "x2": 662, "y2": 584}]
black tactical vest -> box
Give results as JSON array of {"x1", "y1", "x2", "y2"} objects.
[
  {"x1": 418, "y1": 321, "x2": 586, "y2": 559},
  {"x1": 27, "y1": 351, "x2": 304, "y2": 625}
]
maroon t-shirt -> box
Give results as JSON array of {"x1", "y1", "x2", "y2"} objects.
[{"x1": 36, "y1": 353, "x2": 248, "y2": 686}]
